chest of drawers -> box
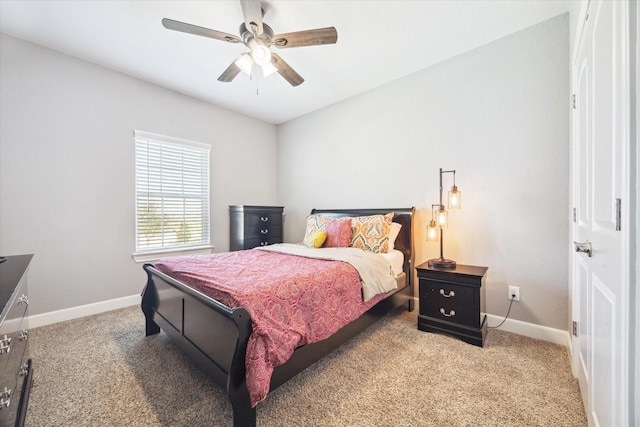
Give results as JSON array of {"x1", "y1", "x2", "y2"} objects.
[
  {"x1": 416, "y1": 262, "x2": 487, "y2": 347},
  {"x1": 0, "y1": 254, "x2": 33, "y2": 427},
  {"x1": 229, "y1": 206, "x2": 284, "y2": 251}
]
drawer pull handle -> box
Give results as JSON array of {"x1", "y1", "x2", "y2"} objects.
[
  {"x1": 260, "y1": 242, "x2": 268, "y2": 246},
  {"x1": 0, "y1": 387, "x2": 10, "y2": 409},
  {"x1": 439, "y1": 289, "x2": 455, "y2": 298},
  {"x1": 17, "y1": 295, "x2": 29, "y2": 306},
  {"x1": 440, "y1": 308, "x2": 456, "y2": 317},
  {"x1": 18, "y1": 330, "x2": 28, "y2": 342},
  {"x1": 19, "y1": 362, "x2": 29, "y2": 377},
  {"x1": 0, "y1": 335, "x2": 11, "y2": 354},
  {"x1": 260, "y1": 216, "x2": 269, "y2": 222},
  {"x1": 260, "y1": 229, "x2": 269, "y2": 234}
]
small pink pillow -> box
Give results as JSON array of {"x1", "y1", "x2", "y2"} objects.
[{"x1": 323, "y1": 217, "x2": 352, "y2": 248}]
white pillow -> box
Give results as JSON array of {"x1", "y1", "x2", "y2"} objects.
[{"x1": 388, "y1": 222, "x2": 402, "y2": 251}]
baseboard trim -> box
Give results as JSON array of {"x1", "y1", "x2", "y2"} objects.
[
  {"x1": 28, "y1": 294, "x2": 141, "y2": 329},
  {"x1": 30, "y1": 296, "x2": 571, "y2": 348},
  {"x1": 485, "y1": 313, "x2": 570, "y2": 347}
]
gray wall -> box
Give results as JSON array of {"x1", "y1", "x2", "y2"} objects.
[
  {"x1": 0, "y1": 15, "x2": 572, "y2": 331},
  {"x1": 277, "y1": 14, "x2": 570, "y2": 330},
  {"x1": 0, "y1": 34, "x2": 278, "y2": 315}
]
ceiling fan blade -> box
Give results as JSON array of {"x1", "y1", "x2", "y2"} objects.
[
  {"x1": 239, "y1": 0, "x2": 264, "y2": 35},
  {"x1": 218, "y1": 61, "x2": 242, "y2": 82},
  {"x1": 162, "y1": 18, "x2": 241, "y2": 44},
  {"x1": 273, "y1": 27, "x2": 338, "y2": 48},
  {"x1": 271, "y1": 53, "x2": 304, "y2": 86}
]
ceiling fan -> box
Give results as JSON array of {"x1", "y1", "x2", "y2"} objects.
[{"x1": 162, "y1": 0, "x2": 338, "y2": 87}]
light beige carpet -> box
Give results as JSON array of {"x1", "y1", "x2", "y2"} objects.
[{"x1": 26, "y1": 305, "x2": 586, "y2": 426}]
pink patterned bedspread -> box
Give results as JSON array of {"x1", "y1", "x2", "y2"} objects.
[{"x1": 154, "y1": 249, "x2": 388, "y2": 407}]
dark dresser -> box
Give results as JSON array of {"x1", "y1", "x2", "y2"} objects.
[
  {"x1": 229, "y1": 206, "x2": 284, "y2": 251},
  {"x1": 0, "y1": 254, "x2": 33, "y2": 427},
  {"x1": 416, "y1": 262, "x2": 487, "y2": 347}
]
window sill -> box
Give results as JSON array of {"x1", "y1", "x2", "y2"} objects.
[{"x1": 132, "y1": 246, "x2": 214, "y2": 263}]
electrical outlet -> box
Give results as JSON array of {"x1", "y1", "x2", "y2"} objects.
[{"x1": 508, "y1": 285, "x2": 520, "y2": 301}]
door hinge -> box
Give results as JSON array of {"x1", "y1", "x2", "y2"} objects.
[
  {"x1": 615, "y1": 198, "x2": 621, "y2": 231},
  {"x1": 572, "y1": 321, "x2": 578, "y2": 336},
  {"x1": 573, "y1": 207, "x2": 577, "y2": 222},
  {"x1": 572, "y1": 94, "x2": 576, "y2": 109}
]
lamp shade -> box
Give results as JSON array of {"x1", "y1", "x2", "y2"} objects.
[
  {"x1": 448, "y1": 185, "x2": 461, "y2": 209},
  {"x1": 252, "y1": 45, "x2": 272, "y2": 66},
  {"x1": 427, "y1": 220, "x2": 438, "y2": 241},
  {"x1": 437, "y1": 208, "x2": 448, "y2": 228},
  {"x1": 261, "y1": 61, "x2": 277, "y2": 77},
  {"x1": 235, "y1": 53, "x2": 253, "y2": 75}
]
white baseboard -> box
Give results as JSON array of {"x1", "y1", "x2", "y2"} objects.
[
  {"x1": 29, "y1": 296, "x2": 571, "y2": 349},
  {"x1": 485, "y1": 313, "x2": 571, "y2": 347},
  {"x1": 28, "y1": 294, "x2": 141, "y2": 329}
]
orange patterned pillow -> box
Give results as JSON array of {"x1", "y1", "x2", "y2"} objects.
[{"x1": 349, "y1": 213, "x2": 394, "y2": 253}]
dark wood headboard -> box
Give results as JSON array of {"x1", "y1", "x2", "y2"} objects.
[{"x1": 310, "y1": 208, "x2": 415, "y2": 290}]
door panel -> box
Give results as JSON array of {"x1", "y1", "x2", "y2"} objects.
[
  {"x1": 572, "y1": 1, "x2": 629, "y2": 426},
  {"x1": 577, "y1": 258, "x2": 588, "y2": 386},
  {"x1": 591, "y1": 275, "x2": 614, "y2": 426},
  {"x1": 592, "y1": 1, "x2": 616, "y2": 227}
]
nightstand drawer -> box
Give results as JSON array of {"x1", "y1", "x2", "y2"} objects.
[{"x1": 420, "y1": 281, "x2": 476, "y2": 327}]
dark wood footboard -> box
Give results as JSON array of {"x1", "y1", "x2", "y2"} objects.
[
  {"x1": 142, "y1": 264, "x2": 256, "y2": 426},
  {"x1": 141, "y1": 207, "x2": 415, "y2": 427}
]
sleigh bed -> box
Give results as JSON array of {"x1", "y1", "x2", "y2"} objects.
[{"x1": 141, "y1": 207, "x2": 415, "y2": 426}]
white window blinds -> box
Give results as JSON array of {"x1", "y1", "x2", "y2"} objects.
[{"x1": 134, "y1": 131, "x2": 211, "y2": 254}]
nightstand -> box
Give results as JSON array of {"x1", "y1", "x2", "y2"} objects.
[{"x1": 416, "y1": 262, "x2": 487, "y2": 347}]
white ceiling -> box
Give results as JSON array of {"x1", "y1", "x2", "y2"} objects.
[{"x1": 0, "y1": 0, "x2": 569, "y2": 124}]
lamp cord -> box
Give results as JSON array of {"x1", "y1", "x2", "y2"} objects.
[{"x1": 488, "y1": 297, "x2": 515, "y2": 329}]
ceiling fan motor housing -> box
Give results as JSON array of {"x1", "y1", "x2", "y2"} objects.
[{"x1": 240, "y1": 22, "x2": 274, "y2": 45}]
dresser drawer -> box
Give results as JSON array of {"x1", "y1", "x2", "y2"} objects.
[
  {"x1": 420, "y1": 281, "x2": 477, "y2": 327},
  {"x1": 0, "y1": 296, "x2": 28, "y2": 375},
  {"x1": 243, "y1": 228, "x2": 282, "y2": 248},
  {"x1": 0, "y1": 325, "x2": 28, "y2": 392},
  {"x1": 243, "y1": 212, "x2": 282, "y2": 231}
]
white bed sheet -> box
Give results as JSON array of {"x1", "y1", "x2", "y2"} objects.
[{"x1": 380, "y1": 249, "x2": 405, "y2": 277}]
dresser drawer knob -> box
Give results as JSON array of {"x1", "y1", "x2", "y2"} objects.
[
  {"x1": 260, "y1": 216, "x2": 269, "y2": 222},
  {"x1": 260, "y1": 229, "x2": 269, "y2": 234},
  {"x1": 439, "y1": 289, "x2": 455, "y2": 298},
  {"x1": 440, "y1": 308, "x2": 456, "y2": 317},
  {"x1": 17, "y1": 295, "x2": 29, "y2": 306},
  {"x1": 260, "y1": 242, "x2": 269, "y2": 246}
]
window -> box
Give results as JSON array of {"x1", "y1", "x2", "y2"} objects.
[{"x1": 134, "y1": 131, "x2": 211, "y2": 259}]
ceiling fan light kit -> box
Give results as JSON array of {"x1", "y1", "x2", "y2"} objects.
[{"x1": 162, "y1": 0, "x2": 338, "y2": 87}]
